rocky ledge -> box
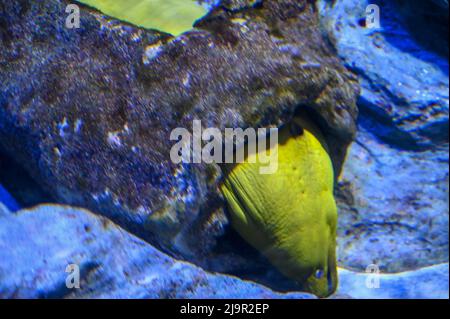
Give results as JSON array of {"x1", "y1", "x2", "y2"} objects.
[{"x1": 0, "y1": 0, "x2": 359, "y2": 272}]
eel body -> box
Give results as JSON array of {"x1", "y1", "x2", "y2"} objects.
[{"x1": 221, "y1": 117, "x2": 338, "y2": 297}]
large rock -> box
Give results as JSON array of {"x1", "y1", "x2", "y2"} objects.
[
  {"x1": 318, "y1": 0, "x2": 449, "y2": 149},
  {"x1": 396, "y1": 0, "x2": 449, "y2": 57},
  {"x1": 319, "y1": 0, "x2": 449, "y2": 274},
  {"x1": 337, "y1": 263, "x2": 449, "y2": 299},
  {"x1": 1, "y1": 204, "x2": 447, "y2": 298},
  {"x1": 0, "y1": 0, "x2": 359, "y2": 271},
  {"x1": 336, "y1": 126, "x2": 449, "y2": 272},
  {"x1": 1, "y1": 204, "x2": 447, "y2": 299},
  {"x1": 0, "y1": 204, "x2": 316, "y2": 299}
]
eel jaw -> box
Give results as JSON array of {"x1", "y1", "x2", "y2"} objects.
[
  {"x1": 301, "y1": 265, "x2": 337, "y2": 298},
  {"x1": 300, "y1": 242, "x2": 338, "y2": 298}
]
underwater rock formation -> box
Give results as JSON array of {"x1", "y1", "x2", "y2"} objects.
[
  {"x1": 318, "y1": 0, "x2": 449, "y2": 149},
  {"x1": 0, "y1": 0, "x2": 448, "y2": 299},
  {"x1": 0, "y1": 204, "x2": 446, "y2": 299},
  {"x1": 336, "y1": 127, "x2": 449, "y2": 273},
  {"x1": 319, "y1": 0, "x2": 449, "y2": 274},
  {"x1": 0, "y1": 0, "x2": 359, "y2": 271},
  {"x1": 220, "y1": 0, "x2": 263, "y2": 11},
  {"x1": 397, "y1": 0, "x2": 449, "y2": 58},
  {"x1": 0, "y1": 204, "x2": 316, "y2": 299},
  {"x1": 337, "y1": 263, "x2": 449, "y2": 299}
]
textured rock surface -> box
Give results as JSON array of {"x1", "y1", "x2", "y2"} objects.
[
  {"x1": 1, "y1": 204, "x2": 447, "y2": 299},
  {"x1": 397, "y1": 0, "x2": 449, "y2": 58},
  {"x1": 1, "y1": 0, "x2": 448, "y2": 299},
  {"x1": 0, "y1": 184, "x2": 19, "y2": 212},
  {"x1": 337, "y1": 263, "x2": 449, "y2": 299},
  {"x1": 318, "y1": 0, "x2": 449, "y2": 149},
  {"x1": 336, "y1": 126, "x2": 449, "y2": 272},
  {"x1": 319, "y1": 0, "x2": 449, "y2": 274},
  {"x1": 0, "y1": 204, "x2": 316, "y2": 299},
  {"x1": 0, "y1": 0, "x2": 359, "y2": 270},
  {"x1": 219, "y1": 0, "x2": 263, "y2": 11}
]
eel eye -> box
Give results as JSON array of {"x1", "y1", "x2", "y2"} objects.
[{"x1": 315, "y1": 269, "x2": 324, "y2": 279}]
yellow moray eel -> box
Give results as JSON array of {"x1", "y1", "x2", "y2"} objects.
[
  {"x1": 77, "y1": 0, "x2": 209, "y2": 36},
  {"x1": 220, "y1": 117, "x2": 338, "y2": 297}
]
